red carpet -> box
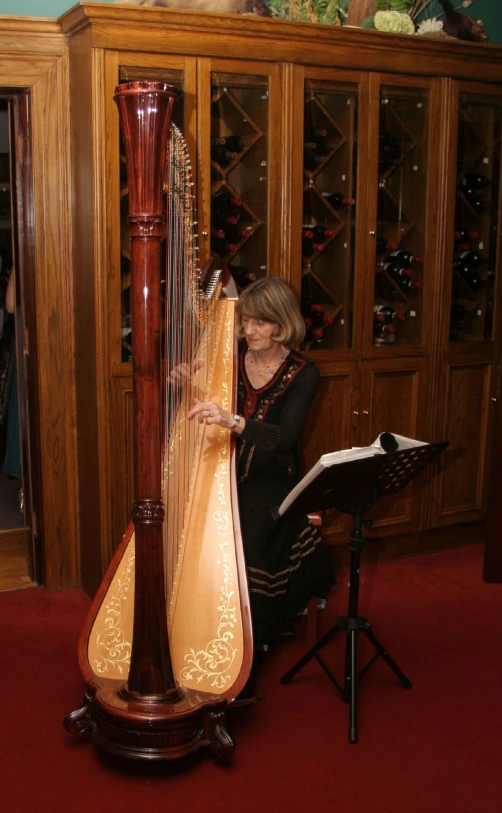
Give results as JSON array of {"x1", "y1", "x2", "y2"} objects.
[{"x1": 1, "y1": 544, "x2": 501, "y2": 813}]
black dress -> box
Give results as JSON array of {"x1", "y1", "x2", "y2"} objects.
[{"x1": 237, "y1": 343, "x2": 335, "y2": 648}]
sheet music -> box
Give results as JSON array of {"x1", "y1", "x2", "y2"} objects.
[{"x1": 278, "y1": 433, "x2": 426, "y2": 517}]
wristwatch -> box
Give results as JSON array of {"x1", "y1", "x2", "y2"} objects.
[{"x1": 232, "y1": 414, "x2": 241, "y2": 428}]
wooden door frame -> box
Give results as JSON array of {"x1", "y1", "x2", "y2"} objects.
[{"x1": 0, "y1": 19, "x2": 79, "y2": 589}]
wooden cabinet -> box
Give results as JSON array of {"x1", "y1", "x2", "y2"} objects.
[{"x1": 60, "y1": 4, "x2": 502, "y2": 591}]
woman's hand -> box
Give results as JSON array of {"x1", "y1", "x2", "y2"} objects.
[
  {"x1": 187, "y1": 397, "x2": 235, "y2": 429},
  {"x1": 167, "y1": 359, "x2": 203, "y2": 387}
]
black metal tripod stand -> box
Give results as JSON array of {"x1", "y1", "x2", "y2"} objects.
[
  {"x1": 278, "y1": 439, "x2": 448, "y2": 743},
  {"x1": 280, "y1": 494, "x2": 411, "y2": 744}
]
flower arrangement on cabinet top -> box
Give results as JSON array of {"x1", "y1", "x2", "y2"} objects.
[{"x1": 267, "y1": 0, "x2": 487, "y2": 41}]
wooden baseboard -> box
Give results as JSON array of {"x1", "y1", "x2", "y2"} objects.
[
  {"x1": 0, "y1": 529, "x2": 34, "y2": 591},
  {"x1": 329, "y1": 520, "x2": 485, "y2": 570}
]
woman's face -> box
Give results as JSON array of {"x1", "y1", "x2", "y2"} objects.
[{"x1": 241, "y1": 314, "x2": 279, "y2": 352}]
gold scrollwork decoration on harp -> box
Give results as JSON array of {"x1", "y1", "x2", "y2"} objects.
[{"x1": 93, "y1": 551, "x2": 134, "y2": 675}]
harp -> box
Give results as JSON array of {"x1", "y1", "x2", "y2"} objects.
[{"x1": 64, "y1": 81, "x2": 253, "y2": 761}]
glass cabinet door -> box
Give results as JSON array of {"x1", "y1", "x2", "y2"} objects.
[
  {"x1": 118, "y1": 65, "x2": 186, "y2": 363},
  {"x1": 373, "y1": 85, "x2": 430, "y2": 348},
  {"x1": 210, "y1": 71, "x2": 270, "y2": 288},
  {"x1": 450, "y1": 92, "x2": 502, "y2": 342},
  {"x1": 300, "y1": 80, "x2": 359, "y2": 351}
]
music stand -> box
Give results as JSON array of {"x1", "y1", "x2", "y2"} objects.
[{"x1": 279, "y1": 439, "x2": 448, "y2": 743}]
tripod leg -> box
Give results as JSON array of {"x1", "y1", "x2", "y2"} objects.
[
  {"x1": 280, "y1": 624, "x2": 340, "y2": 684},
  {"x1": 363, "y1": 627, "x2": 412, "y2": 689}
]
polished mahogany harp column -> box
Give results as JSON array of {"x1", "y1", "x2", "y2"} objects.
[
  {"x1": 64, "y1": 81, "x2": 234, "y2": 761},
  {"x1": 116, "y1": 81, "x2": 175, "y2": 699}
]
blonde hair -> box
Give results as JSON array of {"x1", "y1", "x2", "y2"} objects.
[{"x1": 236, "y1": 277, "x2": 305, "y2": 345}]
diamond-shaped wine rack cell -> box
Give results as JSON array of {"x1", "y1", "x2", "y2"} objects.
[
  {"x1": 301, "y1": 92, "x2": 356, "y2": 350},
  {"x1": 373, "y1": 100, "x2": 424, "y2": 346},
  {"x1": 210, "y1": 87, "x2": 265, "y2": 291},
  {"x1": 450, "y1": 104, "x2": 498, "y2": 342}
]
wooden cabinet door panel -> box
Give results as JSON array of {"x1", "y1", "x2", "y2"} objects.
[
  {"x1": 302, "y1": 363, "x2": 360, "y2": 542},
  {"x1": 361, "y1": 358, "x2": 427, "y2": 533},
  {"x1": 431, "y1": 360, "x2": 493, "y2": 525}
]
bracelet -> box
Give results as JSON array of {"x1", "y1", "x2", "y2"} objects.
[{"x1": 232, "y1": 414, "x2": 241, "y2": 428}]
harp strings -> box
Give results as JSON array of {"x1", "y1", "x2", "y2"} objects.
[{"x1": 162, "y1": 125, "x2": 219, "y2": 611}]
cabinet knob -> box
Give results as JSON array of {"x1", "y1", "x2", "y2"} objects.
[
  {"x1": 491, "y1": 397, "x2": 498, "y2": 402},
  {"x1": 363, "y1": 410, "x2": 369, "y2": 415},
  {"x1": 369, "y1": 231, "x2": 375, "y2": 236},
  {"x1": 353, "y1": 410, "x2": 359, "y2": 416},
  {"x1": 201, "y1": 230, "x2": 208, "y2": 238}
]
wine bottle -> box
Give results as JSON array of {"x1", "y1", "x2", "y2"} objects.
[
  {"x1": 225, "y1": 227, "x2": 250, "y2": 243},
  {"x1": 451, "y1": 302, "x2": 467, "y2": 322},
  {"x1": 301, "y1": 295, "x2": 314, "y2": 316},
  {"x1": 378, "y1": 133, "x2": 401, "y2": 170},
  {"x1": 211, "y1": 146, "x2": 239, "y2": 167},
  {"x1": 457, "y1": 250, "x2": 489, "y2": 266},
  {"x1": 308, "y1": 127, "x2": 328, "y2": 139},
  {"x1": 374, "y1": 305, "x2": 405, "y2": 323},
  {"x1": 376, "y1": 238, "x2": 399, "y2": 254},
  {"x1": 220, "y1": 135, "x2": 250, "y2": 153},
  {"x1": 228, "y1": 265, "x2": 257, "y2": 288},
  {"x1": 211, "y1": 238, "x2": 239, "y2": 256},
  {"x1": 304, "y1": 151, "x2": 327, "y2": 171},
  {"x1": 450, "y1": 302, "x2": 468, "y2": 340},
  {"x1": 322, "y1": 192, "x2": 356, "y2": 208},
  {"x1": 311, "y1": 225, "x2": 337, "y2": 241},
  {"x1": 454, "y1": 260, "x2": 481, "y2": 288},
  {"x1": 384, "y1": 264, "x2": 413, "y2": 278},
  {"x1": 374, "y1": 322, "x2": 397, "y2": 340},
  {"x1": 214, "y1": 211, "x2": 241, "y2": 227},
  {"x1": 302, "y1": 317, "x2": 313, "y2": 348},
  {"x1": 461, "y1": 173, "x2": 492, "y2": 190},
  {"x1": 302, "y1": 239, "x2": 326, "y2": 257},
  {"x1": 310, "y1": 305, "x2": 326, "y2": 329},
  {"x1": 211, "y1": 188, "x2": 243, "y2": 211},
  {"x1": 454, "y1": 227, "x2": 480, "y2": 241},
  {"x1": 460, "y1": 187, "x2": 485, "y2": 211},
  {"x1": 385, "y1": 250, "x2": 423, "y2": 267}
]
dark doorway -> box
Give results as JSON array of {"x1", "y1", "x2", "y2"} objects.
[{"x1": 0, "y1": 92, "x2": 41, "y2": 591}]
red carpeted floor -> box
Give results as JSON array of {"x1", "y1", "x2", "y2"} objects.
[{"x1": 1, "y1": 544, "x2": 501, "y2": 813}]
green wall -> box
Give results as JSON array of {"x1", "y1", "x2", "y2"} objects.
[{"x1": 0, "y1": 0, "x2": 500, "y2": 44}]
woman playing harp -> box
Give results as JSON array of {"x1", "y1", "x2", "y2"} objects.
[{"x1": 188, "y1": 277, "x2": 336, "y2": 692}]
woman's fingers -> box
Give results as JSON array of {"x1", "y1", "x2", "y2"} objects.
[{"x1": 187, "y1": 399, "x2": 225, "y2": 425}]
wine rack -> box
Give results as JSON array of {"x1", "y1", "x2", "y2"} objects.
[
  {"x1": 301, "y1": 80, "x2": 358, "y2": 351},
  {"x1": 450, "y1": 93, "x2": 502, "y2": 342},
  {"x1": 210, "y1": 73, "x2": 269, "y2": 289},
  {"x1": 118, "y1": 67, "x2": 185, "y2": 363},
  {"x1": 373, "y1": 86, "x2": 429, "y2": 347}
]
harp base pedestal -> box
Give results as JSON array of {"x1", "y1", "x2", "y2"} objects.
[{"x1": 64, "y1": 681, "x2": 234, "y2": 762}]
